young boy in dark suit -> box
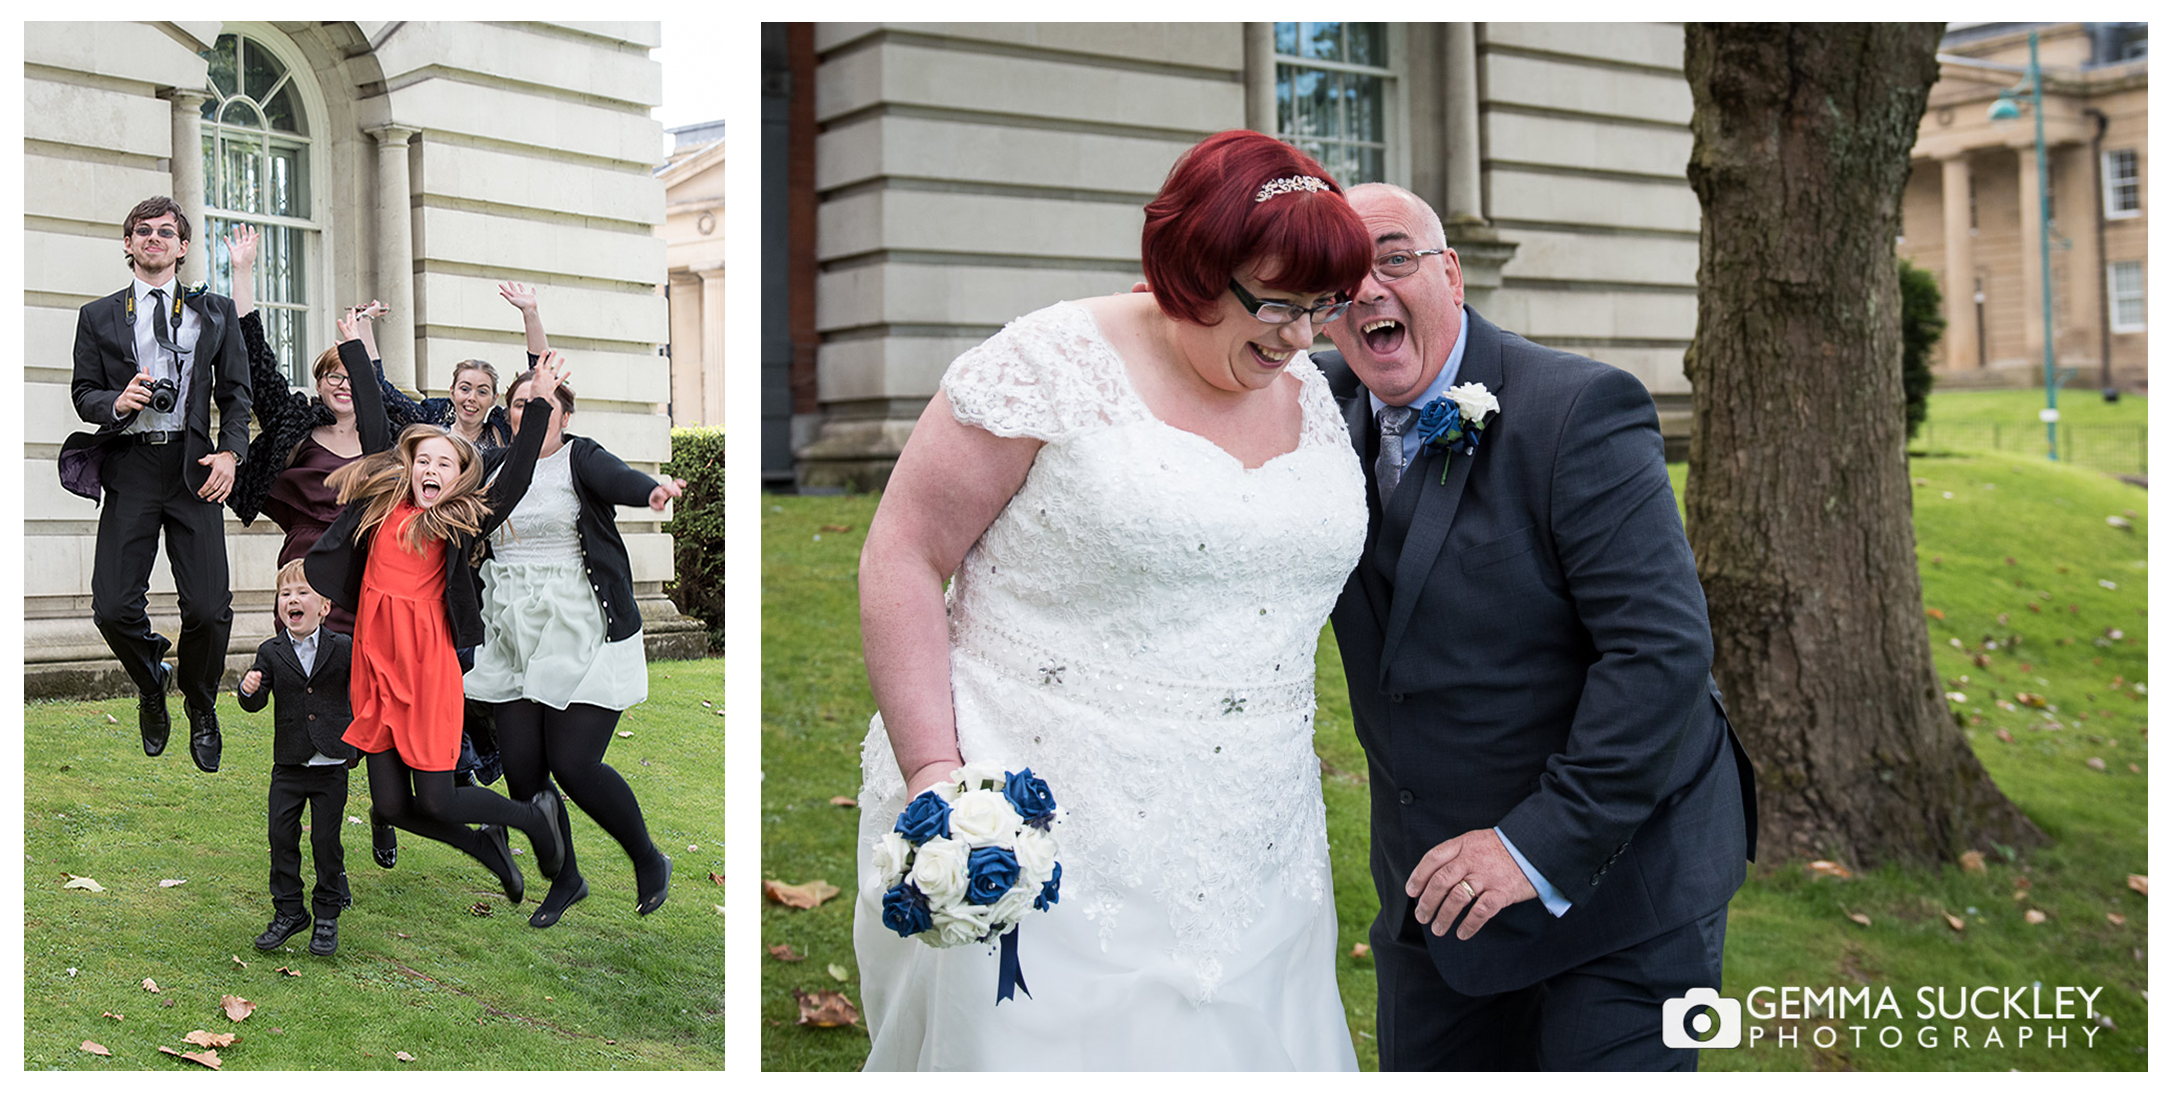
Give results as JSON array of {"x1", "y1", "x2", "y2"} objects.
[{"x1": 237, "y1": 560, "x2": 358, "y2": 956}]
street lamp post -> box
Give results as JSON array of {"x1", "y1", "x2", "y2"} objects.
[{"x1": 1990, "y1": 31, "x2": 2060, "y2": 460}]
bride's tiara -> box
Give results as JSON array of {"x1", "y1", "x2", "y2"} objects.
[{"x1": 1253, "y1": 176, "x2": 1329, "y2": 203}]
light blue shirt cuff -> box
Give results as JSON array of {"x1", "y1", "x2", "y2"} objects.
[{"x1": 1495, "y1": 827, "x2": 1571, "y2": 917}]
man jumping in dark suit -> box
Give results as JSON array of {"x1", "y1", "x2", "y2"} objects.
[
  {"x1": 1317, "y1": 184, "x2": 1756, "y2": 1070},
  {"x1": 70, "y1": 195, "x2": 252, "y2": 773}
]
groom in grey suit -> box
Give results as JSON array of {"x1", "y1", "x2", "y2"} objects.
[{"x1": 1316, "y1": 184, "x2": 1756, "y2": 1070}]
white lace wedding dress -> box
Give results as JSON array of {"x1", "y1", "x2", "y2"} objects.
[{"x1": 853, "y1": 301, "x2": 1366, "y2": 1071}]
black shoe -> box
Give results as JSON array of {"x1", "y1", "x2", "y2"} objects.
[
  {"x1": 372, "y1": 821, "x2": 399, "y2": 869},
  {"x1": 255, "y1": 911, "x2": 311, "y2": 951},
  {"x1": 636, "y1": 853, "x2": 672, "y2": 916},
  {"x1": 139, "y1": 662, "x2": 172, "y2": 757},
  {"x1": 529, "y1": 875, "x2": 588, "y2": 929},
  {"x1": 529, "y1": 789, "x2": 566, "y2": 878},
  {"x1": 186, "y1": 704, "x2": 221, "y2": 774},
  {"x1": 480, "y1": 823, "x2": 523, "y2": 904},
  {"x1": 308, "y1": 917, "x2": 339, "y2": 956}
]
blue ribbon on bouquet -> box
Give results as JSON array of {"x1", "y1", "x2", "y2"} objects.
[{"x1": 996, "y1": 928, "x2": 1031, "y2": 1004}]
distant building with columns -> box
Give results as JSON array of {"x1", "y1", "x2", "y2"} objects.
[
  {"x1": 23, "y1": 20, "x2": 700, "y2": 697},
  {"x1": 763, "y1": 22, "x2": 1711, "y2": 490},
  {"x1": 660, "y1": 120, "x2": 727, "y2": 428},
  {"x1": 1898, "y1": 22, "x2": 2148, "y2": 391}
]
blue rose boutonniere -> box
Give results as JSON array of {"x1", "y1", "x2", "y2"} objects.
[{"x1": 1417, "y1": 382, "x2": 1502, "y2": 482}]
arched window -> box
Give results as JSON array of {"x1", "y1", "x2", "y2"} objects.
[{"x1": 201, "y1": 30, "x2": 321, "y2": 386}]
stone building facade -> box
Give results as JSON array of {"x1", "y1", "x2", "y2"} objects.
[
  {"x1": 762, "y1": 21, "x2": 1706, "y2": 489},
  {"x1": 23, "y1": 20, "x2": 698, "y2": 696},
  {"x1": 1896, "y1": 22, "x2": 2148, "y2": 392},
  {"x1": 660, "y1": 121, "x2": 728, "y2": 429}
]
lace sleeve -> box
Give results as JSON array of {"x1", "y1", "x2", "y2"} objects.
[{"x1": 941, "y1": 302, "x2": 1134, "y2": 441}]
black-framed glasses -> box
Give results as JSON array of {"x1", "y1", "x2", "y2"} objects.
[
  {"x1": 1372, "y1": 248, "x2": 1445, "y2": 282},
  {"x1": 1227, "y1": 281, "x2": 1353, "y2": 325},
  {"x1": 131, "y1": 225, "x2": 181, "y2": 240}
]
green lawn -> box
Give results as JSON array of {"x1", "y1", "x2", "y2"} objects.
[
  {"x1": 1912, "y1": 389, "x2": 2146, "y2": 476},
  {"x1": 24, "y1": 658, "x2": 727, "y2": 1071},
  {"x1": 760, "y1": 420, "x2": 2145, "y2": 1071}
]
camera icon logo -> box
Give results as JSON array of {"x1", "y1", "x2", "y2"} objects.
[{"x1": 1661, "y1": 987, "x2": 1741, "y2": 1049}]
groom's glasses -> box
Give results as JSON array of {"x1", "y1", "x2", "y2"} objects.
[
  {"x1": 1372, "y1": 249, "x2": 1445, "y2": 282},
  {"x1": 1227, "y1": 281, "x2": 1353, "y2": 326}
]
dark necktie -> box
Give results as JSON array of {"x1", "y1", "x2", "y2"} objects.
[
  {"x1": 148, "y1": 288, "x2": 185, "y2": 369},
  {"x1": 1376, "y1": 404, "x2": 1416, "y2": 504}
]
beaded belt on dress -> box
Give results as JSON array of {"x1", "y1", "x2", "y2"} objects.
[{"x1": 950, "y1": 617, "x2": 1313, "y2": 721}]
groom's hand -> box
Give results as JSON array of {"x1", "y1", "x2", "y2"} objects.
[{"x1": 1407, "y1": 829, "x2": 1540, "y2": 941}]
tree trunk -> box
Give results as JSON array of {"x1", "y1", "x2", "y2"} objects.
[{"x1": 1682, "y1": 23, "x2": 2043, "y2": 868}]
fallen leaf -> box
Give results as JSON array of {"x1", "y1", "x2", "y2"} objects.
[
  {"x1": 830, "y1": 796, "x2": 858, "y2": 807},
  {"x1": 395, "y1": 1051, "x2": 417, "y2": 1062},
  {"x1": 1806, "y1": 860, "x2": 1852, "y2": 880},
  {"x1": 764, "y1": 878, "x2": 841, "y2": 909},
  {"x1": 63, "y1": 875, "x2": 105, "y2": 893},
  {"x1": 141, "y1": 978, "x2": 160, "y2": 993},
  {"x1": 1943, "y1": 912, "x2": 1966, "y2": 931},
  {"x1": 2107, "y1": 912, "x2": 2127, "y2": 927},
  {"x1": 220, "y1": 995, "x2": 255, "y2": 1022},
  {"x1": 101, "y1": 1012, "x2": 122, "y2": 1021},
  {"x1": 714, "y1": 904, "x2": 726, "y2": 914},
  {"x1": 1959, "y1": 850, "x2": 1986, "y2": 873},
  {"x1": 2127, "y1": 874, "x2": 2148, "y2": 896},
  {"x1": 158, "y1": 1045, "x2": 222, "y2": 1069},
  {"x1": 158, "y1": 879, "x2": 187, "y2": 888},
  {"x1": 396, "y1": 933, "x2": 410, "y2": 939},
  {"x1": 827, "y1": 963, "x2": 850, "y2": 982},
  {"x1": 688, "y1": 843, "x2": 700, "y2": 851},
  {"x1": 231, "y1": 955, "x2": 246, "y2": 968},
  {"x1": 793, "y1": 988, "x2": 860, "y2": 1028},
  {"x1": 708, "y1": 871, "x2": 727, "y2": 886},
  {"x1": 2096, "y1": 1013, "x2": 2117, "y2": 1030},
  {"x1": 2024, "y1": 909, "x2": 2047, "y2": 924},
  {"x1": 1351, "y1": 942, "x2": 1372, "y2": 958},
  {"x1": 2087, "y1": 757, "x2": 2108, "y2": 771},
  {"x1": 1926, "y1": 608, "x2": 1945, "y2": 620},
  {"x1": 1846, "y1": 910, "x2": 1872, "y2": 927},
  {"x1": 105, "y1": 713, "x2": 119, "y2": 724},
  {"x1": 275, "y1": 966, "x2": 301, "y2": 977},
  {"x1": 183, "y1": 1030, "x2": 235, "y2": 1048},
  {"x1": 469, "y1": 902, "x2": 493, "y2": 917},
  {"x1": 1995, "y1": 728, "x2": 2015, "y2": 743},
  {"x1": 80, "y1": 1041, "x2": 110, "y2": 1057},
  {"x1": 768, "y1": 943, "x2": 807, "y2": 962},
  {"x1": 617, "y1": 730, "x2": 633, "y2": 738}
]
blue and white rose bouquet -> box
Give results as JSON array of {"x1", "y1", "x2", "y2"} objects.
[{"x1": 874, "y1": 762, "x2": 1064, "y2": 1000}]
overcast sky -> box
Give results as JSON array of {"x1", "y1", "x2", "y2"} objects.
[{"x1": 651, "y1": 19, "x2": 731, "y2": 155}]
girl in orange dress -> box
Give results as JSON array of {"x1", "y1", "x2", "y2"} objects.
[{"x1": 304, "y1": 332, "x2": 569, "y2": 903}]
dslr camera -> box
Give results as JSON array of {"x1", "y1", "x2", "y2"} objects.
[{"x1": 146, "y1": 376, "x2": 179, "y2": 415}]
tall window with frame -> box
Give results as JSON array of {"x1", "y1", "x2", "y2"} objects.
[
  {"x1": 1274, "y1": 23, "x2": 1393, "y2": 186},
  {"x1": 201, "y1": 31, "x2": 319, "y2": 387},
  {"x1": 2108, "y1": 261, "x2": 2145, "y2": 332},
  {"x1": 2103, "y1": 148, "x2": 2140, "y2": 219}
]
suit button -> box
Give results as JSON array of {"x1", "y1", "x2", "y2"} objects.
[
  {"x1": 1590, "y1": 872, "x2": 1604, "y2": 886},
  {"x1": 1389, "y1": 693, "x2": 1405, "y2": 703},
  {"x1": 1398, "y1": 789, "x2": 1414, "y2": 805},
  {"x1": 307, "y1": 714, "x2": 316, "y2": 721}
]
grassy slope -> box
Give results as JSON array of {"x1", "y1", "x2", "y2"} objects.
[
  {"x1": 761, "y1": 441, "x2": 2145, "y2": 1071},
  {"x1": 24, "y1": 658, "x2": 728, "y2": 1071}
]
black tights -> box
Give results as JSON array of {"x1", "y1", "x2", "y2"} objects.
[
  {"x1": 496, "y1": 700, "x2": 662, "y2": 897},
  {"x1": 362, "y1": 750, "x2": 541, "y2": 883}
]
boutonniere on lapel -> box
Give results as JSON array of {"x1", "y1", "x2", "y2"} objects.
[
  {"x1": 1415, "y1": 382, "x2": 1501, "y2": 482},
  {"x1": 181, "y1": 281, "x2": 210, "y2": 304}
]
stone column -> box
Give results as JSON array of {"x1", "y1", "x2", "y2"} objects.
[
  {"x1": 1939, "y1": 154, "x2": 1978, "y2": 370},
  {"x1": 2015, "y1": 143, "x2": 2048, "y2": 370},
  {"x1": 1442, "y1": 23, "x2": 1484, "y2": 224},
  {"x1": 367, "y1": 124, "x2": 421, "y2": 391},
  {"x1": 1435, "y1": 23, "x2": 1517, "y2": 316},
  {"x1": 2057, "y1": 143, "x2": 2100, "y2": 373},
  {"x1": 163, "y1": 89, "x2": 211, "y2": 256},
  {"x1": 1243, "y1": 24, "x2": 1276, "y2": 133},
  {"x1": 699, "y1": 266, "x2": 728, "y2": 424}
]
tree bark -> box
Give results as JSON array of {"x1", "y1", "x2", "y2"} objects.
[{"x1": 1682, "y1": 23, "x2": 2043, "y2": 868}]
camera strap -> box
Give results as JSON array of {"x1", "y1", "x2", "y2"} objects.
[{"x1": 127, "y1": 286, "x2": 190, "y2": 376}]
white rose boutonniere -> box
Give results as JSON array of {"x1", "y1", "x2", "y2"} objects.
[{"x1": 1416, "y1": 381, "x2": 1502, "y2": 482}]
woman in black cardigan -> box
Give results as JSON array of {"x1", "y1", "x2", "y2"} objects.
[{"x1": 465, "y1": 370, "x2": 685, "y2": 927}]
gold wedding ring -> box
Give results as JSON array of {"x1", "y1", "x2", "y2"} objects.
[{"x1": 1458, "y1": 879, "x2": 1478, "y2": 901}]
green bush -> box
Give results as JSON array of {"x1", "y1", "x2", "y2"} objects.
[
  {"x1": 662, "y1": 427, "x2": 725, "y2": 652},
  {"x1": 1900, "y1": 258, "x2": 1946, "y2": 441}
]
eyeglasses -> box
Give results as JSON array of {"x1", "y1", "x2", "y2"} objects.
[
  {"x1": 1372, "y1": 249, "x2": 1445, "y2": 282},
  {"x1": 131, "y1": 225, "x2": 181, "y2": 240},
  {"x1": 1227, "y1": 281, "x2": 1353, "y2": 326},
  {"x1": 322, "y1": 373, "x2": 352, "y2": 389}
]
